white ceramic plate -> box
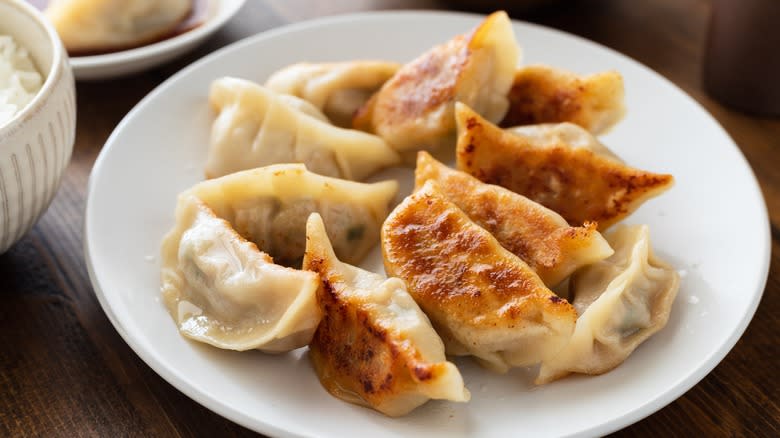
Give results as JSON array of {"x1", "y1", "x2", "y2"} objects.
[
  {"x1": 69, "y1": 0, "x2": 245, "y2": 80},
  {"x1": 84, "y1": 11, "x2": 770, "y2": 438}
]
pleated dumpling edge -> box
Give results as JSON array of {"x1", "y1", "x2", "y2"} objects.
[
  {"x1": 207, "y1": 77, "x2": 400, "y2": 181},
  {"x1": 536, "y1": 225, "x2": 680, "y2": 384},
  {"x1": 160, "y1": 195, "x2": 321, "y2": 352}
]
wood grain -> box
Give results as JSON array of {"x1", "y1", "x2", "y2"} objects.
[{"x1": 0, "y1": 0, "x2": 777, "y2": 436}]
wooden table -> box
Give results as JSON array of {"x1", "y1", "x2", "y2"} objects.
[{"x1": 2, "y1": 0, "x2": 777, "y2": 436}]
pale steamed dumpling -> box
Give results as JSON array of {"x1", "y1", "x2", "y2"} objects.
[
  {"x1": 160, "y1": 164, "x2": 398, "y2": 352},
  {"x1": 536, "y1": 225, "x2": 680, "y2": 384},
  {"x1": 303, "y1": 213, "x2": 470, "y2": 417},
  {"x1": 207, "y1": 77, "x2": 400, "y2": 180},
  {"x1": 46, "y1": 0, "x2": 191, "y2": 53},
  {"x1": 276, "y1": 93, "x2": 330, "y2": 122},
  {"x1": 265, "y1": 61, "x2": 400, "y2": 127},
  {"x1": 160, "y1": 195, "x2": 321, "y2": 352},
  {"x1": 186, "y1": 163, "x2": 398, "y2": 267}
]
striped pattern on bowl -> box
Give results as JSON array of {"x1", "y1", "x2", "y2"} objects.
[{"x1": 0, "y1": 0, "x2": 76, "y2": 254}]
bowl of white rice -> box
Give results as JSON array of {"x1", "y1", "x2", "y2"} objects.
[{"x1": 0, "y1": 0, "x2": 75, "y2": 254}]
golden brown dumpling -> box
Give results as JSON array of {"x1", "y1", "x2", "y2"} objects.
[
  {"x1": 382, "y1": 181, "x2": 578, "y2": 373},
  {"x1": 303, "y1": 213, "x2": 469, "y2": 417},
  {"x1": 414, "y1": 151, "x2": 613, "y2": 286},
  {"x1": 353, "y1": 11, "x2": 519, "y2": 159},
  {"x1": 500, "y1": 65, "x2": 626, "y2": 134},
  {"x1": 455, "y1": 103, "x2": 674, "y2": 229}
]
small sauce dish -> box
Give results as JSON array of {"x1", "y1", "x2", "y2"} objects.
[{"x1": 54, "y1": 0, "x2": 247, "y2": 81}]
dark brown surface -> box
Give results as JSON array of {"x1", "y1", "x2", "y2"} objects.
[
  {"x1": 1, "y1": 0, "x2": 777, "y2": 436},
  {"x1": 703, "y1": 0, "x2": 780, "y2": 116}
]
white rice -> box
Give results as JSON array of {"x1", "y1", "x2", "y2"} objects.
[{"x1": 0, "y1": 35, "x2": 43, "y2": 128}]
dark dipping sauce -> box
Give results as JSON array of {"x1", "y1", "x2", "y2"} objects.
[{"x1": 28, "y1": 0, "x2": 210, "y2": 57}]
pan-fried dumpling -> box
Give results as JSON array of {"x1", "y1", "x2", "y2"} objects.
[
  {"x1": 500, "y1": 65, "x2": 626, "y2": 134},
  {"x1": 382, "y1": 181, "x2": 578, "y2": 373},
  {"x1": 45, "y1": 0, "x2": 191, "y2": 54},
  {"x1": 353, "y1": 11, "x2": 519, "y2": 159},
  {"x1": 207, "y1": 77, "x2": 400, "y2": 180},
  {"x1": 303, "y1": 213, "x2": 470, "y2": 417},
  {"x1": 536, "y1": 225, "x2": 680, "y2": 384},
  {"x1": 186, "y1": 163, "x2": 398, "y2": 267},
  {"x1": 265, "y1": 61, "x2": 400, "y2": 128},
  {"x1": 160, "y1": 195, "x2": 321, "y2": 352},
  {"x1": 455, "y1": 103, "x2": 674, "y2": 229},
  {"x1": 414, "y1": 151, "x2": 613, "y2": 287}
]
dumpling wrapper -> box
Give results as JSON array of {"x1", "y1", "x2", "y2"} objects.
[
  {"x1": 382, "y1": 181, "x2": 578, "y2": 372},
  {"x1": 500, "y1": 65, "x2": 626, "y2": 134},
  {"x1": 303, "y1": 213, "x2": 470, "y2": 417},
  {"x1": 160, "y1": 195, "x2": 321, "y2": 352},
  {"x1": 455, "y1": 103, "x2": 674, "y2": 229},
  {"x1": 185, "y1": 163, "x2": 398, "y2": 267},
  {"x1": 414, "y1": 151, "x2": 613, "y2": 287},
  {"x1": 276, "y1": 93, "x2": 330, "y2": 122},
  {"x1": 207, "y1": 77, "x2": 400, "y2": 180},
  {"x1": 265, "y1": 61, "x2": 400, "y2": 128},
  {"x1": 536, "y1": 225, "x2": 680, "y2": 384},
  {"x1": 45, "y1": 0, "x2": 191, "y2": 53},
  {"x1": 353, "y1": 11, "x2": 519, "y2": 159},
  {"x1": 161, "y1": 164, "x2": 398, "y2": 352}
]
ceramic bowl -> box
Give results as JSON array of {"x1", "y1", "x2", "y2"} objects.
[{"x1": 0, "y1": 0, "x2": 76, "y2": 254}]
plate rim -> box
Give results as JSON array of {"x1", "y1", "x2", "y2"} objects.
[{"x1": 84, "y1": 9, "x2": 772, "y2": 438}]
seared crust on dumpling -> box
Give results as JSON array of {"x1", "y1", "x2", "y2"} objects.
[
  {"x1": 304, "y1": 213, "x2": 469, "y2": 417},
  {"x1": 500, "y1": 65, "x2": 626, "y2": 134},
  {"x1": 382, "y1": 181, "x2": 577, "y2": 372},
  {"x1": 456, "y1": 103, "x2": 674, "y2": 230},
  {"x1": 414, "y1": 151, "x2": 613, "y2": 286},
  {"x1": 353, "y1": 11, "x2": 519, "y2": 158}
]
